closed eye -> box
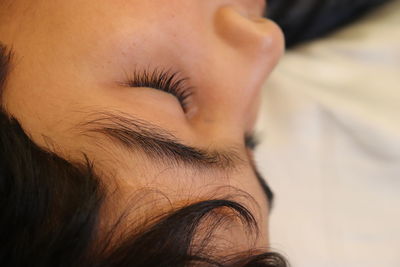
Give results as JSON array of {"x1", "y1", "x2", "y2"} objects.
[{"x1": 123, "y1": 68, "x2": 194, "y2": 113}]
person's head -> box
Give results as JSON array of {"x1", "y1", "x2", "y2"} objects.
[{"x1": 0, "y1": 1, "x2": 286, "y2": 266}]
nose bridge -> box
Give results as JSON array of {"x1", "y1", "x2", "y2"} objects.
[
  {"x1": 213, "y1": 5, "x2": 283, "y2": 105},
  {"x1": 189, "y1": 4, "x2": 284, "y2": 144},
  {"x1": 215, "y1": 6, "x2": 276, "y2": 55},
  {"x1": 217, "y1": 8, "x2": 280, "y2": 120}
]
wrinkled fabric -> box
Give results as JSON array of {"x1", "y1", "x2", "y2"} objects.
[{"x1": 257, "y1": 1, "x2": 400, "y2": 266}]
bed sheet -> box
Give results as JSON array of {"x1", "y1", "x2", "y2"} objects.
[{"x1": 256, "y1": 1, "x2": 400, "y2": 266}]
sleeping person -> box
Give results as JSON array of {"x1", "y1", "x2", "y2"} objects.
[{"x1": 0, "y1": 1, "x2": 286, "y2": 266}]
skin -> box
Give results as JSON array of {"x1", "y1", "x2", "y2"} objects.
[{"x1": 0, "y1": 0, "x2": 284, "y2": 251}]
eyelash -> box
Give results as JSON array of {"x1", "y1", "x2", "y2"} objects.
[{"x1": 124, "y1": 68, "x2": 194, "y2": 112}]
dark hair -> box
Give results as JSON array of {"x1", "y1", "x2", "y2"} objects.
[
  {"x1": 267, "y1": 0, "x2": 392, "y2": 47},
  {"x1": 0, "y1": 44, "x2": 288, "y2": 266}
]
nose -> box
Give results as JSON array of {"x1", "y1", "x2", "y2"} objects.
[
  {"x1": 189, "y1": 5, "x2": 283, "y2": 146},
  {"x1": 215, "y1": 6, "x2": 280, "y2": 57},
  {"x1": 221, "y1": 5, "x2": 283, "y2": 126},
  {"x1": 231, "y1": 0, "x2": 267, "y2": 19}
]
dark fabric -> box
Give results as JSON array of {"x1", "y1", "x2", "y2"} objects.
[{"x1": 266, "y1": 0, "x2": 392, "y2": 48}]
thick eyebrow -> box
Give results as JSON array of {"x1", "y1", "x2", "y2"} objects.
[
  {"x1": 76, "y1": 111, "x2": 273, "y2": 209},
  {"x1": 76, "y1": 111, "x2": 243, "y2": 171}
]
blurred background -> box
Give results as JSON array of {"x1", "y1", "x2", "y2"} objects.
[{"x1": 257, "y1": 0, "x2": 400, "y2": 266}]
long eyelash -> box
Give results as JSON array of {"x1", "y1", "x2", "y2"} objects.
[{"x1": 124, "y1": 68, "x2": 194, "y2": 112}]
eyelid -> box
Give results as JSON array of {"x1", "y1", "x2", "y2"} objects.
[{"x1": 123, "y1": 68, "x2": 194, "y2": 113}]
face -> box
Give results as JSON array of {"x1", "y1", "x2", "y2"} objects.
[{"x1": 0, "y1": 0, "x2": 283, "y2": 250}]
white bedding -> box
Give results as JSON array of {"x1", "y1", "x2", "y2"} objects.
[{"x1": 257, "y1": 1, "x2": 400, "y2": 266}]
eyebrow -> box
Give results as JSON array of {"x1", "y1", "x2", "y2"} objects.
[
  {"x1": 77, "y1": 111, "x2": 243, "y2": 169},
  {"x1": 77, "y1": 111, "x2": 274, "y2": 207}
]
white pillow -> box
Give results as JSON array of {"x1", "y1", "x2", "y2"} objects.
[{"x1": 257, "y1": 1, "x2": 400, "y2": 266}]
